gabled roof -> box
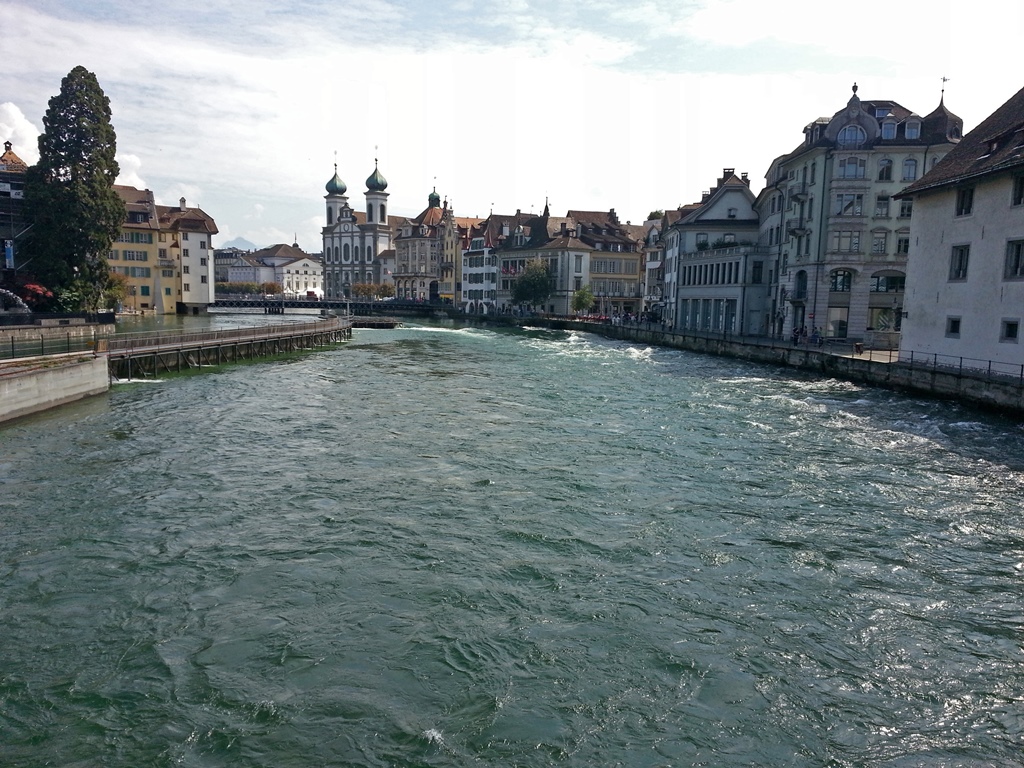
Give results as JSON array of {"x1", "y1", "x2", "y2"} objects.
[
  {"x1": 900, "y1": 85, "x2": 1024, "y2": 196},
  {"x1": 158, "y1": 204, "x2": 219, "y2": 235}
]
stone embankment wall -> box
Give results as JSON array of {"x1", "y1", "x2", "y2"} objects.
[
  {"x1": 0, "y1": 355, "x2": 110, "y2": 425},
  {"x1": 566, "y1": 321, "x2": 1024, "y2": 416}
]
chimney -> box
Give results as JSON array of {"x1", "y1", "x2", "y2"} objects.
[
  {"x1": 179, "y1": 197, "x2": 187, "y2": 212},
  {"x1": 741, "y1": 172, "x2": 749, "y2": 186}
]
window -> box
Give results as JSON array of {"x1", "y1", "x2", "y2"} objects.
[
  {"x1": 837, "y1": 124, "x2": 866, "y2": 147},
  {"x1": 200, "y1": 275, "x2": 208, "y2": 283},
  {"x1": 1002, "y1": 319, "x2": 1020, "y2": 343},
  {"x1": 902, "y1": 158, "x2": 918, "y2": 181},
  {"x1": 949, "y1": 245, "x2": 970, "y2": 281},
  {"x1": 159, "y1": 248, "x2": 167, "y2": 258},
  {"x1": 183, "y1": 283, "x2": 190, "y2": 292},
  {"x1": 831, "y1": 231, "x2": 861, "y2": 252},
  {"x1": 183, "y1": 265, "x2": 190, "y2": 274},
  {"x1": 182, "y1": 233, "x2": 189, "y2": 241},
  {"x1": 161, "y1": 269, "x2": 173, "y2": 277},
  {"x1": 870, "y1": 274, "x2": 905, "y2": 292},
  {"x1": 946, "y1": 317, "x2": 961, "y2": 338},
  {"x1": 830, "y1": 269, "x2": 853, "y2": 292},
  {"x1": 905, "y1": 121, "x2": 921, "y2": 140},
  {"x1": 1005, "y1": 240, "x2": 1024, "y2": 279},
  {"x1": 727, "y1": 208, "x2": 737, "y2": 219},
  {"x1": 872, "y1": 233, "x2": 888, "y2": 254},
  {"x1": 1013, "y1": 175, "x2": 1024, "y2": 206},
  {"x1": 881, "y1": 121, "x2": 896, "y2": 140},
  {"x1": 878, "y1": 158, "x2": 893, "y2": 181},
  {"x1": 575, "y1": 254, "x2": 583, "y2": 273},
  {"x1": 752, "y1": 261, "x2": 763, "y2": 284},
  {"x1": 896, "y1": 236, "x2": 910, "y2": 255},
  {"x1": 898, "y1": 200, "x2": 913, "y2": 218},
  {"x1": 955, "y1": 187, "x2": 975, "y2": 216},
  {"x1": 835, "y1": 193, "x2": 864, "y2": 216},
  {"x1": 199, "y1": 240, "x2": 207, "y2": 249},
  {"x1": 200, "y1": 257, "x2": 207, "y2": 266},
  {"x1": 696, "y1": 233, "x2": 708, "y2": 246},
  {"x1": 839, "y1": 157, "x2": 866, "y2": 178},
  {"x1": 183, "y1": 248, "x2": 190, "y2": 258},
  {"x1": 165, "y1": 287, "x2": 172, "y2": 295}
]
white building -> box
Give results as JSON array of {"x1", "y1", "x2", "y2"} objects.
[
  {"x1": 897, "y1": 85, "x2": 1024, "y2": 373},
  {"x1": 228, "y1": 243, "x2": 322, "y2": 297}
]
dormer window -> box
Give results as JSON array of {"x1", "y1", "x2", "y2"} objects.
[
  {"x1": 881, "y1": 121, "x2": 896, "y2": 140},
  {"x1": 905, "y1": 121, "x2": 921, "y2": 140},
  {"x1": 837, "y1": 124, "x2": 866, "y2": 148}
]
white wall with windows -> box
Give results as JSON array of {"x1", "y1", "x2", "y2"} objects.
[{"x1": 901, "y1": 173, "x2": 1024, "y2": 370}]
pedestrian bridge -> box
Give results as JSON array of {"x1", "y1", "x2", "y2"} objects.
[{"x1": 106, "y1": 315, "x2": 351, "y2": 380}]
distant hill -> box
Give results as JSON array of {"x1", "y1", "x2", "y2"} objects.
[{"x1": 220, "y1": 237, "x2": 259, "y2": 251}]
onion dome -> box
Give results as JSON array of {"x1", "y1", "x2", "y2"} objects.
[
  {"x1": 325, "y1": 165, "x2": 347, "y2": 195},
  {"x1": 428, "y1": 186, "x2": 441, "y2": 208},
  {"x1": 366, "y1": 160, "x2": 388, "y2": 192}
]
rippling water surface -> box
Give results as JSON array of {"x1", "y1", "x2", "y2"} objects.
[{"x1": 3, "y1": 321, "x2": 1024, "y2": 766}]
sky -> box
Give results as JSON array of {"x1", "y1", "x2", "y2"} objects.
[{"x1": 2, "y1": 0, "x2": 1021, "y2": 251}]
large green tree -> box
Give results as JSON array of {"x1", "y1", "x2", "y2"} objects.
[
  {"x1": 23, "y1": 66, "x2": 126, "y2": 308},
  {"x1": 510, "y1": 259, "x2": 553, "y2": 308}
]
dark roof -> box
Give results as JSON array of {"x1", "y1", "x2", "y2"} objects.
[{"x1": 900, "y1": 85, "x2": 1024, "y2": 196}]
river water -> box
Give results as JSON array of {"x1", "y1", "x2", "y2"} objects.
[{"x1": 2, "y1": 319, "x2": 1024, "y2": 766}]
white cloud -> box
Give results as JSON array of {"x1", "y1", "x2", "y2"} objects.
[
  {"x1": 0, "y1": 103, "x2": 40, "y2": 164},
  {"x1": 2, "y1": 0, "x2": 1022, "y2": 253},
  {"x1": 115, "y1": 153, "x2": 146, "y2": 189}
]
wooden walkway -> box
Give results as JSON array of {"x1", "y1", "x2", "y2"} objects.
[{"x1": 106, "y1": 316, "x2": 351, "y2": 380}]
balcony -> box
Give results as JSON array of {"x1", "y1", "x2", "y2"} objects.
[{"x1": 786, "y1": 218, "x2": 811, "y2": 236}]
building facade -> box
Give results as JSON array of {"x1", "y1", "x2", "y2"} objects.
[
  {"x1": 1, "y1": 141, "x2": 28, "y2": 273},
  {"x1": 111, "y1": 186, "x2": 218, "y2": 314},
  {"x1": 227, "y1": 243, "x2": 322, "y2": 297},
  {"x1": 321, "y1": 161, "x2": 394, "y2": 299},
  {"x1": 756, "y1": 84, "x2": 962, "y2": 342},
  {"x1": 897, "y1": 85, "x2": 1024, "y2": 372},
  {"x1": 663, "y1": 169, "x2": 766, "y2": 334}
]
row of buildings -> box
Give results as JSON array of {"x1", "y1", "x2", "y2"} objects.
[
  {"x1": 313, "y1": 84, "x2": 959, "y2": 336},
  {"x1": 310, "y1": 81, "x2": 1021, "y2": 372}
]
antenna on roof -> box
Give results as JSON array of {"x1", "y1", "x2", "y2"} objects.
[{"x1": 941, "y1": 75, "x2": 950, "y2": 103}]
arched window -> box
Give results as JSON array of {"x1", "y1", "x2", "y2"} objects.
[
  {"x1": 837, "y1": 124, "x2": 866, "y2": 148},
  {"x1": 902, "y1": 158, "x2": 918, "y2": 181},
  {"x1": 367, "y1": 245, "x2": 374, "y2": 261},
  {"x1": 343, "y1": 243, "x2": 350, "y2": 261},
  {"x1": 379, "y1": 203, "x2": 386, "y2": 221},
  {"x1": 878, "y1": 158, "x2": 893, "y2": 181},
  {"x1": 367, "y1": 206, "x2": 374, "y2": 223},
  {"x1": 830, "y1": 269, "x2": 853, "y2": 292},
  {"x1": 354, "y1": 245, "x2": 360, "y2": 261},
  {"x1": 327, "y1": 207, "x2": 334, "y2": 224}
]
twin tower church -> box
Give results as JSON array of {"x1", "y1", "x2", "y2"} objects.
[{"x1": 320, "y1": 160, "x2": 394, "y2": 300}]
